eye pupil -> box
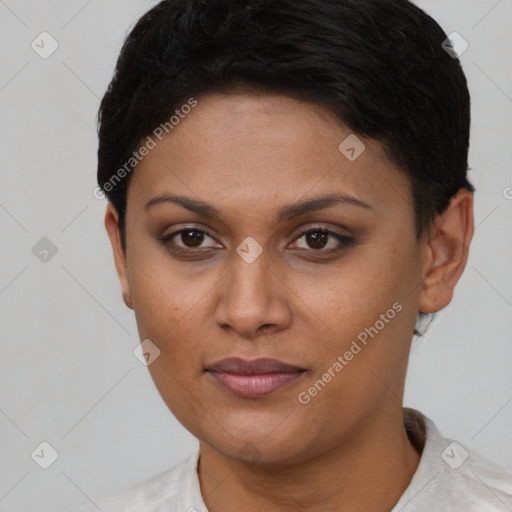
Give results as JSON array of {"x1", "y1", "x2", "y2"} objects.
[
  {"x1": 182, "y1": 230, "x2": 204, "y2": 247},
  {"x1": 306, "y1": 231, "x2": 328, "y2": 249}
]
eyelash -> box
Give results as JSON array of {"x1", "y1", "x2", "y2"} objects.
[{"x1": 158, "y1": 226, "x2": 355, "y2": 255}]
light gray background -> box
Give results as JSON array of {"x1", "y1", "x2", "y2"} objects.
[{"x1": 0, "y1": 1, "x2": 511, "y2": 511}]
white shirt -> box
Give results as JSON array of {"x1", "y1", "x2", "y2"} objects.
[{"x1": 74, "y1": 408, "x2": 512, "y2": 511}]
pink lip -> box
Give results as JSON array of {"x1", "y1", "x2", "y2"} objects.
[{"x1": 205, "y1": 357, "x2": 306, "y2": 398}]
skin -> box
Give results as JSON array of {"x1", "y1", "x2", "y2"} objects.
[{"x1": 105, "y1": 92, "x2": 474, "y2": 512}]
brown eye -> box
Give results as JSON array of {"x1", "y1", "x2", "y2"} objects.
[
  {"x1": 292, "y1": 228, "x2": 354, "y2": 252},
  {"x1": 178, "y1": 230, "x2": 206, "y2": 248},
  {"x1": 160, "y1": 228, "x2": 219, "y2": 251},
  {"x1": 303, "y1": 230, "x2": 329, "y2": 249}
]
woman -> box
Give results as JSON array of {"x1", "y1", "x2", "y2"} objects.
[{"x1": 76, "y1": 0, "x2": 512, "y2": 510}]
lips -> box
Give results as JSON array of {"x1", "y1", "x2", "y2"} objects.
[
  {"x1": 205, "y1": 357, "x2": 306, "y2": 397},
  {"x1": 206, "y1": 357, "x2": 305, "y2": 374}
]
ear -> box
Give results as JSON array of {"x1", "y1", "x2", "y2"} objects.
[
  {"x1": 418, "y1": 188, "x2": 474, "y2": 314},
  {"x1": 104, "y1": 203, "x2": 133, "y2": 310}
]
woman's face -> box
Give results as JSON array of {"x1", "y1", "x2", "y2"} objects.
[{"x1": 113, "y1": 92, "x2": 429, "y2": 463}]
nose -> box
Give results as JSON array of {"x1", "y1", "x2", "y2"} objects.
[{"x1": 214, "y1": 250, "x2": 292, "y2": 339}]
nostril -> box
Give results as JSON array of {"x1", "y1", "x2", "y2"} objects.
[{"x1": 259, "y1": 324, "x2": 272, "y2": 335}]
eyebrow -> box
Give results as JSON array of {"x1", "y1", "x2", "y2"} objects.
[{"x1": 144, "y1": 192, "x2": 373, "y2": 221}]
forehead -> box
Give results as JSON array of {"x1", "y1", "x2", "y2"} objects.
[{"x1": 127, "y1": 92, "x2": 412, "y2": 225}]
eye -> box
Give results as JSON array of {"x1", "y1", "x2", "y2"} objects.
[
  {"x1": 160, "y1": 228, "x2": 220, "y2": 251},
  {"x1": 159, "y1": 226, "x2": 354, "y2": 255},
  {"x1": 290, "y1": 227, "x2": 354, "y2": 252}
]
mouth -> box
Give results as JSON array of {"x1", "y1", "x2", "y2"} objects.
[{"x1": 205, "y1": 357, "x2": 307, "y2": 398}]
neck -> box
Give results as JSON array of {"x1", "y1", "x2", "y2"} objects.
[{"x1": 198, "y1": 407, "x2": 422, "y2": 512}]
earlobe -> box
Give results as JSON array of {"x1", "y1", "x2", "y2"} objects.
[
  {"x1": 418, "y1": 189, "x2": 474, "y2": 314},
  {"x1": 104, "y1": 203, "x2": 134, "y2": 310}
]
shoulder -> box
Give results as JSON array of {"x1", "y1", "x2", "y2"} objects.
[
  {"x1": 444, "y1": 439, "x2": 512, "y2": 510},
  {"x1": 397, "y1": 409, "x2": 512, "y2": 511},
  {"x1": 71, "y1": 452, "x2": 195, "y2": 512}
]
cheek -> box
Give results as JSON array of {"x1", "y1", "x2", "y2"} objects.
[
  {"x1": 130, "y1": 271, "x2": 196, "y2": 358},
  {"x1": 127, "y1": 247, "x2": 217, "y2": 369},
  {"x1": 127, "y1": 258, "x2": 215, "y2": 437},
  {"x1": 301, "y1": 241, "x2": 420, "y2": 387},
  {"x1": 300, "y1": 247, "x2": 416, "y2": 334},
  {"x1": 128, "y1": 263, "x2": 204, "y2": 416},
  {"x1": 126, "y1": 245, "x2": 186, "y2": 347}
]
